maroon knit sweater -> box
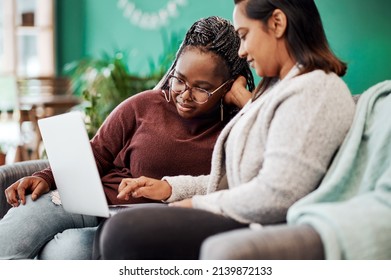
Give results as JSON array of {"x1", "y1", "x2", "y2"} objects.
[{"x1": 33, "y1": 89, "x2": 227, "y2": 205}]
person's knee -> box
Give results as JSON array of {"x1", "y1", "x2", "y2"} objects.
[
  {"x1": 99, "y1": 207, "x2": 166, "y2": 259},
  {"x1": 0, "y1": 194, "x2": 54, "y2": 259},
  {"x1": 38, "y1": 227, "x2": 97, "y2": 260},
  {"x1": 2, "y1": 194, "x2": 49, "y2": 219},
  {"x1": 99, "y1": 215, "x2": 135, "y2": 259}
]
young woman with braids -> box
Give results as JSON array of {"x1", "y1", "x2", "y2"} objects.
[
  {"x1": 0, "y1": 16, "x2": 254, "y2": 260},
  {"x1": 96, "y1": 0, "x2": 356, "y2": 259}
]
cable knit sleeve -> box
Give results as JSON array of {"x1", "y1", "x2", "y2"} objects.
[{"x1": 162, "y1": 174, "x2": 210, "y2": 202}]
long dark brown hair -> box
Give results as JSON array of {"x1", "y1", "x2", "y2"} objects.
[{"x1": 234, "y1": 0, "x2": 347, "y2": 94}]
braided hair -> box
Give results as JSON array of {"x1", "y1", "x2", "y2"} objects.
[{"x1": 156, "y1": 16, "x2": 255, "y2": 93}]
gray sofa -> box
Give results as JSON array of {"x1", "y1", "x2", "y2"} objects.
[{"x1": 0, "y1": 159, "x2": 49, "y2": 218}]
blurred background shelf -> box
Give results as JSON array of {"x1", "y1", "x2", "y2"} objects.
[{"x1": 0, "y1": 0, "x2": 76, "y2": 164}]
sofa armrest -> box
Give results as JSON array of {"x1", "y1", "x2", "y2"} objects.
[
  {"x1": 200, "y1": 224, "x2": 324, "y2": 260},
  {"x1": 0, "y1": 159, "x2": 49, "y2": 218}
]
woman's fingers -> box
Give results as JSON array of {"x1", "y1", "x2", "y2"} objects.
[
  {"x1": 117, "y1": 177, "x2": 144, "y2": 200},
  {"x1": 117, "y1": 177, "x2": 172, "y2": 201},
  {"x1": 5, "y1": 176, "x2": 50, "y2": 206},
  {"x1": 30, "y1": 180, "x2": 50, "y2": 201},
  {"x1": 5, "y1": 181, "x2": 21, "y2": 207}
]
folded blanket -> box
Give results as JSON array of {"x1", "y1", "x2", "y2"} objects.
[{"x1": 288, "y1": 80, "x2": 391, "y2": 259}]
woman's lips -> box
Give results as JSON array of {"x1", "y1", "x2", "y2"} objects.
[
  {"x1": 177, "y1": 103, "x2": 192, "y2": 112},
  {"x1": 176, "y1": 95, "x2": 193, "y2": 112}
]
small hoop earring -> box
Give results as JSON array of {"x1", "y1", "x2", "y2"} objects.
[
  {"x1": 220, "y1": 98, "x2": 224, "y2": 121},
  {"x1": 162, "y1": 90, "x2": 171, "y2": 103}
]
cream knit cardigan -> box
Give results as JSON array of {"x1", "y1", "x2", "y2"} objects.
[{"x1": 164, "y1": 65, "x2": 355, "y2": 224}]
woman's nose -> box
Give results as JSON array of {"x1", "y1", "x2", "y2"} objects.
[
  {"x1": 181, "y1": 89, "x2": 192, "y2": 101},
  {"x1": 238, "y1": 42, "x2": 247, "y2": 59}
]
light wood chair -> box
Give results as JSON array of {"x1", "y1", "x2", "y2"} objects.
[{"x1": 16, "y1": 77, "x2": 80, "y2": 161}]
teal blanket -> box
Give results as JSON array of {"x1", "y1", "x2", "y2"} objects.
[{"x1": 288, "y1": 80, "x2": 391, "y2": 259}]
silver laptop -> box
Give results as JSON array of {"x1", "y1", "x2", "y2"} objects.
[{"x1": 38, "y1": 111, "x2": 160, "y2": 218}]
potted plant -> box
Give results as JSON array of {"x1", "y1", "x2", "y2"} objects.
[
  {"x1": 63, "y1": 32, "x2": 181, "y2": 138},
  {"x1": 64, "y1": 51, "x2": 150, "y2": 138}
]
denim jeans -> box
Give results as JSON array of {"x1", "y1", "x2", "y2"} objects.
[
  {"x1": 0, "y1": 192, "x2": 99, "y2": 259},
  {"x1": 38, "y1": 226, "x2": 98, "y2": 259}
]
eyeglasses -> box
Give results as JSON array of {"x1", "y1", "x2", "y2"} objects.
[{"x1": 168, "y1": 75, "x2": 232, "y2": 104}]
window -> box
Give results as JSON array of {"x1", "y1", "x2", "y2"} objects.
[{"x1": 0, "y1": 0, "x2": 55, "y2": 78}]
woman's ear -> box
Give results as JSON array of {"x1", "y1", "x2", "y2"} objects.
[{"x1": 268, "y1": 9, "x2": 287, "y2": 39}]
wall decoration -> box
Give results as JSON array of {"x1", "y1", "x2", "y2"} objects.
[{"x1": 117, "y1": 0, "x2": 188, "y2": 30}]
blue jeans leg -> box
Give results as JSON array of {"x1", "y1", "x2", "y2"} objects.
[
  {"x1": 38, "y1": 227, "x2": 98, "y2": 260},
  {"x1": 0, "y1": 192, "x2": 99, "y2": 259}
]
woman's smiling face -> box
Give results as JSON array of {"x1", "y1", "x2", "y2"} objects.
[
  {"x1": 233, "y1": 2, "x2": 296, "y2": 80},
  {"x1": 171, "y1": 47, "x2": 230, "y2": 119},
  {"x1": 233, "y1": 2, "x2": 280, "y2": 78},
  {"x1": 233, "y1": 1, "x2": 289, "y2": 77}
]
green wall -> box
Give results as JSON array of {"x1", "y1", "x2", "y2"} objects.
[
  {"x1": 315, "y1": 0, "x2": 391, "y2": 94},
  {"x1": 82, "y1": 0, "x2": 235, "y2": 75},
  {"x1": 56, "y1": 0, "x2": 391, "y2": 95},
  {"x1": 56, "y1": 0, "x2": 85, "y2": 74}
]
